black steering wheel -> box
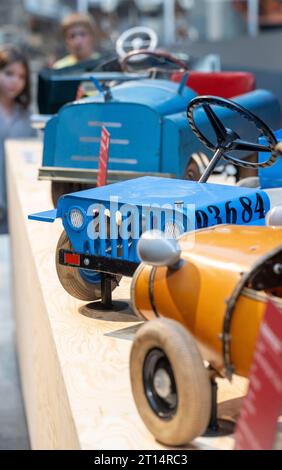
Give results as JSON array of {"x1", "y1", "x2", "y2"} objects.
[
  {"x1": 187, "y1": 96, "x2": 278, "y2": 182},
  {"x1": 120, "y1": 49, "x2": 188, "y2": 73}
]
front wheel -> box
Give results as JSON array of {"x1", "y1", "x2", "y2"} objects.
[
  {"x1": 130, "y1": 318, "x2": 211, "y2": 446},
  {"x1": 55, "y1": 231, "x2": 120, "y2": 301}
]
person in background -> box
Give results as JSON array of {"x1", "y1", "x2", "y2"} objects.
[
  {"x1": 52, "y1": 12, "x2": 100, "y2": 69},
  {"x1": 0, "y1": 45, "x2": 35, "y2": 222}
]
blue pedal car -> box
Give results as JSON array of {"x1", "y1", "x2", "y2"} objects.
[
  {"x1": 38, "y1": 60, "x2": 281, "y2": 205},
  {"x1": 29, "y1": 96, "x2": 282, "y2": 306}
]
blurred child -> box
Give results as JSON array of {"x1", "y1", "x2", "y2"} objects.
[
  {"x1": 0, "y1": 45, "x2": 35, "y2": 221},
  {"x1": 53, "y1": 12, "x2": 100, "y2": 69}
]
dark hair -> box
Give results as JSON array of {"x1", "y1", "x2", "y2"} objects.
[{"x1": 0, "y1": 45, "x2": 31, "y2": 109}]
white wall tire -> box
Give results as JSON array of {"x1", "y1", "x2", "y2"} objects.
[{"x1": 130, "y1": 318, "x2": 211, "y2": 446}]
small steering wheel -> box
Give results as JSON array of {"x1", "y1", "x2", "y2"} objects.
[
  {"x1": 116, "y1": 26, "x2": 158, "y2": 62},
  {"x1": 186, "y1": 96, "x2": 278, "y2": 182},
  {"x1": 120, "y1": 49, "x2": 188, "y2": 73}
]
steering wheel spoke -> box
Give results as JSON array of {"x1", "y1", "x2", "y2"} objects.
[
  {"x1": 232, "y1": 139, "x2": 271, "y2": 153},
  {"x1": 203, "y1": 104, "x2": 227, "y2": 141}
]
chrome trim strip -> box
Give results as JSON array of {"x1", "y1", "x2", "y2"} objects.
[
  {"x1": 88, "y1": 121, "x2": 122, "y2": 128},
  {"x1": 79, "y1": 136, "x2": 130, "y2": 145},
  {"x1": 109, "y1": 158, "x2": 137, "y2": 164},
  {"x1": 38, "y1": 167, "x2": 175, "y2": 183},
  {"x1": 71, "y1": 155, "x2": 137, "y2": 164}
]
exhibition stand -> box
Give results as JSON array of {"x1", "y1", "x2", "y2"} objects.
[{"x1": 6, "y1": 138, "x2": 248, "y2": 450}]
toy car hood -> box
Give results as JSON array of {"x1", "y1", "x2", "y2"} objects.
[
  {"x1": 29, "y1": 175, "x2": 271, "y2": 225},
  {"x1": 74, "y1": 79, "x2": 196, "y2": 116}
]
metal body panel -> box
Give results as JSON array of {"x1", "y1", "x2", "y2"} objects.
[
  {"x1": 42, "y1": 116, "x2": 58, "y2": 166},
  {"x1": 59, "y1": 175, "x2": 269, "y2": 211},
  {"x1": 28, "y1": 209, "x2": 57, "y2": 223},
  {"x1": 41, "y1": 75, "x2": 282, "y2": 182},
  {"x1": 259, "y1": 128, "x2": 282, "y2": 189},
  {"x1": 80, "y1": 79, "x2": 195, "y2": 115},
  {"x1": 47, "y1": 102, "x2": 162, "y2": 173},
  {"x1": 30, "y1": 177, "x2": 270, "y2": 266},
  {"x1": 132, "y1": 225, "x2": 282, "y2": 377}
]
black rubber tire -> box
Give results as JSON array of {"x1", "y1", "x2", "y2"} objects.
[
  {"x1": 55, "y1": 231, "x2": 120, "y2": 301},
  {"x1": 51, "y1": 181, "x2": 93, "y2": 207},
  {"x1": 130, "y1": 318, "x2": 211, "y2": 446}
]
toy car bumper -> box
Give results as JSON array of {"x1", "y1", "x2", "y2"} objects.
[
  {"x1": 38, "y1": 167, "x2": 176, "y2": 184},
  {"x1": 59, "y1": 248, "x2": 138, "y2": 277}
]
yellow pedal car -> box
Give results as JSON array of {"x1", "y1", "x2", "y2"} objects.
[{"x1": 129, "y1": 207, "x2": 282, "y2": 446}]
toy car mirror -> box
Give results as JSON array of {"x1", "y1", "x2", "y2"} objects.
[{"x1": 137, "y1": 230, "x2": 181, "y2": 268}]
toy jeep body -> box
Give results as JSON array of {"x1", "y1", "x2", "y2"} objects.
[
  {"x1": 130, "y1": 224, "x2": 282, "y2": 446},
  {"x1": 39, "y1": 75, "x2": 281, "y2": 195},
  {"x1": 29, "y1": 175, "x2": 275, "y2": 303}
]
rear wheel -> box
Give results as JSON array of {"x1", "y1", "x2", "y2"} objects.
[
  {"x1": 130, "y1": 318, "x2": 211, "y2": 446},
  {"x1": 55, "y1": 231, "x2": 120, "y2": 301},
  {"x1": 51, "y1": 181, "x2": 93, "y2": 206}
]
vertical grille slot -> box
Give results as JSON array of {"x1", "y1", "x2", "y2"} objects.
[{"x1": 98, "y1": 210, "x2": 106, "y2": 256}]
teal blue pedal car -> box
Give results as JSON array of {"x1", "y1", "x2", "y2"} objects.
[
  {"x1": 38, "y1": 58, "x2": 281, "y2": 205},
  {"x1": 29, "y1": 97, "x2": 282, "y2": 306}
]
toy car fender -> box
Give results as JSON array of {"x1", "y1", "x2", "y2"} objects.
[
  {"x1": 129, "y1": 223, "x2": 282, "y2": 446},
  {"x1": 131, "y1": 224, "x2": 282, "y2": 377}
]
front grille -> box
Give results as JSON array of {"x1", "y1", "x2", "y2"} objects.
[{"x1": 91, "y1": 204, "x2": 184, "y2": 262}]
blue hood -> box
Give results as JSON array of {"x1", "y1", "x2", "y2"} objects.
[{"x1": 76, "y1": 79, "x2": 196, "y2": 116}]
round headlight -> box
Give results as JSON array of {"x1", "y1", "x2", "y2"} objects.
[
  {"x1": 164, "y1": 221, "x2": 182, "y2": 239},
  {"x1": 69, "y1": 208, "x2": 84, "y2": 229}
]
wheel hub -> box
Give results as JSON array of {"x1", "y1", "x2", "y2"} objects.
[
  {"x1": 143, "y1": 348, "x2": 178, "y2": 419},
  {"x1": 153, "y1": 368, "x2": 172, "y2": 399}
]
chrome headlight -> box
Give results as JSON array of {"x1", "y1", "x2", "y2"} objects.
[{"x1": 69, "y1": 207, "x2": 85, "y2": 230}]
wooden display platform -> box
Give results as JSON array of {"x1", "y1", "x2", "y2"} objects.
[{"x1": 6, "y1": 139, "x2": 248, "y2": 450}]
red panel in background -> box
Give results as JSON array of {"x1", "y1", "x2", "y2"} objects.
[
  {"x1": 171, "y1": 72, "x2": 256, "y2": 98},
  {"x1": 97, "y1": 127, "x2": 110, "y2": 187},
  {"x1": 234, "y1": 300, "x2": 282, "y2": 450}
]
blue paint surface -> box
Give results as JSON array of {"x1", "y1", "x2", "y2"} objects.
[
  {"x1": 29, "y1": 177, "x2": 270, "y2": 264},
  {"x1": 259, "y1": 128, "x2": 282, "y2": 189}
]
